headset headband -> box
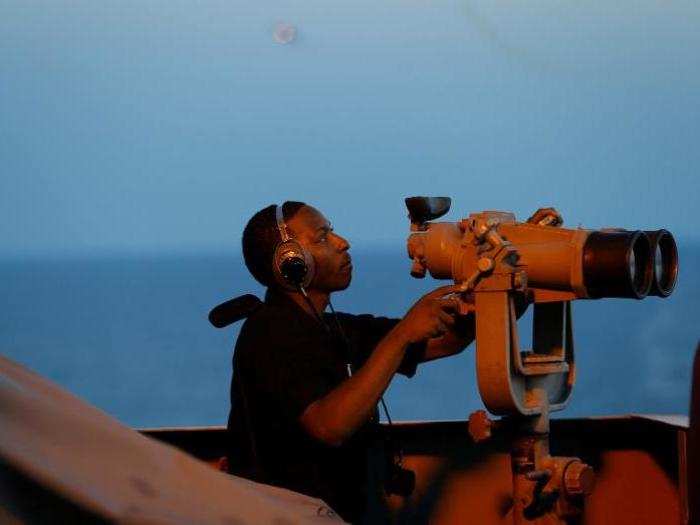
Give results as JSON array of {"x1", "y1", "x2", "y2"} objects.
[{"x1": 275, "y1": 204, "x2": 291, "y2": 242}]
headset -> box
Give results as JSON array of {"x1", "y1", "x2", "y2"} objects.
[{"x1": 272, "y1": 203, "x2": 316, "y2": 290}]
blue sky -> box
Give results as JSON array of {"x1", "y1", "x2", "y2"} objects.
[{"x1": 2, "y1": 0, "x2": 698, "y2": 257}]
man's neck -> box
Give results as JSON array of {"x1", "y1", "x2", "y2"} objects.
[{"x1": 284, "y1": 288, "x2": 329, "y2": 319}]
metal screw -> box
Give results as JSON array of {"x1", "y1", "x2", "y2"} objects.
[
  {"x1": 477, "y1": 257, "x2": 495, "y2": 273},
  {"x1": 563, "y1": 461, "x2": 595, "y2": 497}
]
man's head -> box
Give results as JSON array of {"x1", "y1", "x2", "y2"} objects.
[{"x1": 242, "y1": 202, "x2": 352, "y2": 293}]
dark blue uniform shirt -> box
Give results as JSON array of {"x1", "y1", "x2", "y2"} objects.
[{"x1": 226, "y1": 289, "x2": 420, "y2": 523}]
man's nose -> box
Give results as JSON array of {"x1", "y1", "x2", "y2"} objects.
[{"x1": 332, "y1": 232, "x2": 350, "y2": 252}]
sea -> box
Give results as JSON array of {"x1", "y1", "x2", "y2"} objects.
[{"x1": 2, "y1": 243, "x2": 698, "y2": 428}]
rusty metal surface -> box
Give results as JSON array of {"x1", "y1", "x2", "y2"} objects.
[{"x1": 0, "y1": 355, "x2": 343, "y2": 524}]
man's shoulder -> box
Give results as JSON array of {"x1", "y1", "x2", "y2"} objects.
[{"x1": 235, "y1": 301, "x2": 319, "y2": 357}]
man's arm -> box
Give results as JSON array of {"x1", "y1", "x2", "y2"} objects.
[
  {"x1": 300, "y1": 323, "x2": 410, "y2": 447},
  {"x1": 300, "y1": 285, "x2": 459, "y2": 447}
]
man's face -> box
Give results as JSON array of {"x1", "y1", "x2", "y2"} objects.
[{"x1": 286, "y1": 205, "x2": 352, "y2": 292}]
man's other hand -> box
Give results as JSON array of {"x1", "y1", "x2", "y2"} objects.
[
  {"x1": 526, "y1": 207, "x2": 563, "y2": 227},
  {"x1": 397, "y1": 285, "x2": 461, "y2": 344}
]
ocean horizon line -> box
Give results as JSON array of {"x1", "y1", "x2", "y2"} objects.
[{"x1": 2, "y1": 235, "x2": 699, "y2": 263}]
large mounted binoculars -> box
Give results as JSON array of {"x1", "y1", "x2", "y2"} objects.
[
  {"x1": 404, "y1": 196, "x2": 678, "y2": 417},
  {"x1": 406, "y1": 197, "x2": 678, "y2": 301},
  {"x1": 405, "y1": 197, "x2": 679, "y2": 523}
]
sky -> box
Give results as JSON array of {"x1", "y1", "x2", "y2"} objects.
[{"x1": 1, "y1": 0, "x2": 699, "y2": 258}]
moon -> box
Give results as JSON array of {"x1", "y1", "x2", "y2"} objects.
[{"x1": 273, "y1": 23, "x2": 297, "y2": 45}]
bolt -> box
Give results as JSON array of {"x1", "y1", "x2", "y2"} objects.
[
  {"x1": 563, "y1": 461, "x2": 595, "y2": 497},
  {"x1": 477, "y1": 257, "x2": 495, "y2": 273},
  {"x1": 410, "y1": 258, "x2": 427, "y2": 279},
  {"x1": 513, "y1": 272, "x2": 527, "y2": 289},
  {"x1": 525, "y1": 469, "x2": 552, "y2": 482},
  {"x1": 468, "y1": 410, "x2": 493, "y2": 443}
]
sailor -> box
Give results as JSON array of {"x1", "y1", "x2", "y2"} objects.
[{"x1": 226, "y1": 201, "x2": 474, "y2": 523}]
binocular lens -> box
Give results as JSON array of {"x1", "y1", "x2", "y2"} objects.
[
  {"x1": 583, "y1": 231, "x2": 653, "y2": 299},
  {"x1": 646, "y1": 229, "x2": 678, "y2": 297},
  {"x1": 629, "y1": 250, "x2": 636, "y2": 286}
]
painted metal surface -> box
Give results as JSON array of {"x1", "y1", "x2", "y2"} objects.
[
  {"x1": 146, "y1": 414, "x2": 691, "y2": 525},
  {"x1": 0, "y1": 355, "x2": 343, "y2": 524},
  {"x1": 402, "y1": 198, "x2": 684, "y2": 523},
  {"x1": 688, "y1": 345, "x2": 700, "y2": 525}
]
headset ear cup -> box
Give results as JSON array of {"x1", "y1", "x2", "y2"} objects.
[
  {"x1": 273, "y1": 240, "x2": 315, "y2": 289},
  {"x1": 280, "y1": 256, "x2": 307, "y2": 285}
]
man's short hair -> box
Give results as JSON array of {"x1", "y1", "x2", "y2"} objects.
[{"x1": 242, "y1": 201, "x2": 306, "y2": 287}]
